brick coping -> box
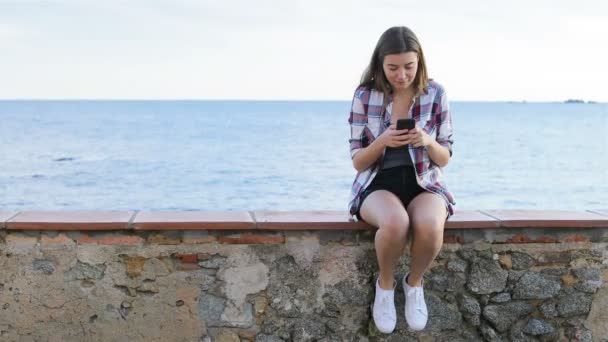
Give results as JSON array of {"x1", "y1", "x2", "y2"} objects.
[{"x1": 1, "y1": 209, "x2": 607, "y2": 231}]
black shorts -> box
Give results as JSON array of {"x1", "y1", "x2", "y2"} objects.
[{"x1": 355, "y1": 165, "x2": 427, "y2": 221}]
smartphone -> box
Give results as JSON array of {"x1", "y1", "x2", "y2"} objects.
[
  {"x1": 397, "y1": 118, "x2": 416, "y2": 130},
  {"x1": 385, "y1": 118, "x2": 416, "y2": 152}
]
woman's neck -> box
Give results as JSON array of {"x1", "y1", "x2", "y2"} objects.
[{"x1": 392, "y1": 87, "x2": 415, "y2": 99}]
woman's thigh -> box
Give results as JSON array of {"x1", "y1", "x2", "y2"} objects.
[{"x1": 359, "y1": 189, "x2": 410, "y2": 230}]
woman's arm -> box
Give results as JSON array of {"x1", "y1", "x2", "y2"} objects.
[
  {"x1": 352, "y1": 138, "x2": 387, "y2": 173},
  {"x1": 407, "y1": 88, "x2": 453, "y2": 167},
  {"x1": 424, "y1": 140, "x2": 450, "y2": 167},
  {"x1": 348, "y1": 89, "x2": 388, "y2": 173},
  {"x1": 432, "y1": 88, "x2": 454, "y2": 167}
]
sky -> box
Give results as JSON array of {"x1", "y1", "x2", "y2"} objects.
[{"x1": 1, "y1": 0, "x2": 607, "y2": 101}]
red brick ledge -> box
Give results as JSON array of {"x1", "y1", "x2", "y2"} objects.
[
  {"x1": 2, "y1": 211, "x2": 134, "y2": 230},
  {"x1": 1, "y1": 209, "x2": 607, "y2": 231}
]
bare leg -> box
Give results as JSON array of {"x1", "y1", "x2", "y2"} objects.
[
  {"x1": 405, "y1": 192, "x2": 447, "y2": 286},
  {"x1": 359, "y1": 190, "x2": 410, "y2": 289}
]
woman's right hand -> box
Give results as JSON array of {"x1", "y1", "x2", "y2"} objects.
[{"x1": 379, "y1": 123, "x2": 410, "y2": 148}]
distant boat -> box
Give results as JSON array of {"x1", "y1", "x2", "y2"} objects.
[
  {"x1": 53, "y1": 157, "x2": 75, "y2": 162},
  {"x1": 564, "y1": 99, "x2": 584, "y2": 103}
]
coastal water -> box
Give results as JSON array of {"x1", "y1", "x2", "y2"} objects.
[{"x1": 1, "y1": 100, "x2": 606, "y2": 212}]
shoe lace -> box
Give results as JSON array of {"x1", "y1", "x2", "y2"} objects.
[
  {"x1": 408, "y1": 288, "x2": 425, "y2": 314},
  {"x1": 379, "y1": 293, "x2": 394, "y2": 320}
]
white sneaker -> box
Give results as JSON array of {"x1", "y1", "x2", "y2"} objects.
[
  {"x1": 372, "y1": 277, "x2": 397, "y2": 334},
  {"x1": 403, "y1": 273, "x2": 428, "y2": 331}
]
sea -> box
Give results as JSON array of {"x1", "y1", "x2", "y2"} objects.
[{"x1": 1, "y1": 100, "x2": 607, "y2": 212}]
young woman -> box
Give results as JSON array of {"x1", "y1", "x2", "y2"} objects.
[{"x1": 347, "y1": 26, "x2": 455, "y2": 333}]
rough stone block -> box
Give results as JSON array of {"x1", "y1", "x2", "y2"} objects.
[
  {"x1": 40, "y1": 233, "x2": 76, "y2": 247},
  {"x1": 78, "y1": 233, "x2": 143, "y2": 246},
  {"x1": 513, "y1": 272, "x2": 561, "y2": 299},
  {"x1": 467, "y1": 258, "x2": 508, "y2": 294},
  {"x1": 5, "y1": 233, "x2": 38, "y2": 248}
]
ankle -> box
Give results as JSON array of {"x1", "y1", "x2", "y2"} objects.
[
  {"x1": 378, "y1": 276, "x2": 395, "y2": 290},
  {"x1": 405, "y1": 274, "x2": 423, "y2": 287}
]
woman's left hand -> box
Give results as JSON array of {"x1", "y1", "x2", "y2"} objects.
[{"x1": 404, "y1": 128, "x2": 433, "y2": 148}]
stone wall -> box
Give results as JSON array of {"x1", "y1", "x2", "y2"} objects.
[{"x1": 1, "y1": 210, "x2": 607, "y2": 341}]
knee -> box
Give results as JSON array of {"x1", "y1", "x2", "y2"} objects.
[
  {"x1": 378, "y1": 213, "x2": 409, "y2": 238},
  {"x1": 413, "y1": 217, "x2": 444, "y2": 241}
]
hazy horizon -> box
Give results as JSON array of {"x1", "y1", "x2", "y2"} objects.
[{"x1": 0, "y1": 99, "x2": 605, "y2": 103}]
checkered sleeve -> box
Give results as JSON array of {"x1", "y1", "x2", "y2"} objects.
[
  {"x1": 435, "y1": 88, "x2": 454, "y2": 157},
  {"x1": 348, "y1": 88, "x2": 368, "y2": 159}
]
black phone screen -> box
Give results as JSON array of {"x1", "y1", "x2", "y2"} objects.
[{"x1": 397, "y1": 118, "x2": 416, "y2": 130}]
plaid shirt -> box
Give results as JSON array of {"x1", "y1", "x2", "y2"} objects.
[{"x1": 347, "y1": 80, "x2": 455, "y2": 219}]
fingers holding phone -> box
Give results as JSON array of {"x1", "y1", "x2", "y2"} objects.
[
  {"x1": 382, "y1": 119, "x2": 416, "y2": 148},
  {"x1": 396, "y1": 119, "x2": 433, "y2": 147}
]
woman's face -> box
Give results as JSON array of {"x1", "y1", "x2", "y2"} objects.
[{"x1": 382, "y1": 52, "x2": 418, "y2": 92}]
